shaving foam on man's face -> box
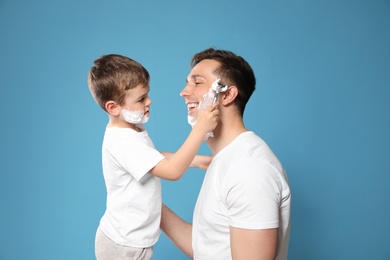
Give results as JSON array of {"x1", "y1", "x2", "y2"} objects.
[
  {"x1": 187, "y1": 88, "x2": 214, "y2": 127},
  {"x1": 122, "y1": 108, "x2": 149, "y2": 124},
  {"x1": 187, "y1": 78, "x2": 223, "y2": 127}
]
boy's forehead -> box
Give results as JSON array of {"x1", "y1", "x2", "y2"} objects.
[
  {"x1": 126, "y1": 83, "x2": 149, "y2": 94},
  {"x1": 136, "y1": 83, "x2": 150, "y2": 90}
]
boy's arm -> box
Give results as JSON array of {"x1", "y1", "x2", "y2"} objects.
[
  {"x1": 160, "y1": 204, "x2": 193, "y2": 258},
  {"x1": 149, "y1": 103, "x2": 218, "y2": 180},
  {"x1": 161, "y1": 153, "x2": 212, "y2": 170},
  {"x1": 160, "y1": 152, "x2": 173, "y2": 159}
]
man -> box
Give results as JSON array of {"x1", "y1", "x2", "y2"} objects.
[{"x1": 161, "y1": 48, "x2": 291, "y2": 260}]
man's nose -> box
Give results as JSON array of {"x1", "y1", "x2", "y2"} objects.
[{"x1": 180, "y1": 84, "x2": 192, "y2": 98}]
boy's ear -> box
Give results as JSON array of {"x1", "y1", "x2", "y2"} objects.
[
  {"x1": 221, "y1": 86, "x2": 238, "y2": 106},
  {"x1": 105, "y1": 101, "x2": 120, "y2": 116}
]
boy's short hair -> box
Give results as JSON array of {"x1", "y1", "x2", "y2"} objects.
[
  {"x1": 88, "y1": 54, "x2": 150, "y2": 111},
  {"x1": 191, "y1": 48, "x2": 256, "y2": 116}
]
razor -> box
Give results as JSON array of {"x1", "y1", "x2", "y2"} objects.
[{"x1": 211, "y1": 78, "x2": 228, "y2": 104}]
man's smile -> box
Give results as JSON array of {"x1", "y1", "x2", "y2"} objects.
[{"x1": 186, "y1": 102, "x2": 199, "y2": 115}]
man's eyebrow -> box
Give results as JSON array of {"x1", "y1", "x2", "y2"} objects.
[
  {"x1": 186, "y1": 74, "x2": 205, "y2": 83},
  {"x1": 189, "y1": 74, "x2": 205, "y2": 80},
  {"x1": 194, "y1": 74, "x2": 205, "y2": 79}
]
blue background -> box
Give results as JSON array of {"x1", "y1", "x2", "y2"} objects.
[{"x1": 1, "y1": 1, "x2": 389, "y2": 259}]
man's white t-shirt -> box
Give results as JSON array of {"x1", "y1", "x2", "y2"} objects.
[
  {"x1": 192, "y1": 131, "x2": 291, "y2": 260},
  {"x1": 99, "y1": 126, "x2": 165, "y2": 247}
]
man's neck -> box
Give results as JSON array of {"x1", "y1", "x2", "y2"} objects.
[{"x1": 206, "y1": 117, "x2": 247, "y2": 156}]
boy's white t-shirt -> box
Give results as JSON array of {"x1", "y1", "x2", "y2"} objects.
[
  {"x1": 99, "y1": 126, "x2": 165, "y2": 247},
  {"x1": 192, "y1": 131, "x2": 291, "y2": 260}
]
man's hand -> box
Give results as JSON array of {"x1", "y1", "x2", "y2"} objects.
[{"x1": 191, "y1": 155, "x2": 213, "y2": 170}]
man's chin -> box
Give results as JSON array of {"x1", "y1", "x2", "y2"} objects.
[{"x1": 187, "y1": 115, "x2": 197, "y2": 127}]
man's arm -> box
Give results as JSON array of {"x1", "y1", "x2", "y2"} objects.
[
  {"x1": 230, "y1": 227, "x2": 278, "y2": 260},
  {"x1": 190, "y1": 155, "x2": 212, "y2": 170},
  {"x1": 160, "y1": 204, "x2": 194, "y2": 258}
]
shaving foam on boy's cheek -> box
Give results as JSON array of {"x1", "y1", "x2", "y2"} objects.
[{"x1": 122, "y1": 109, "x2": 149, "y2": 124}]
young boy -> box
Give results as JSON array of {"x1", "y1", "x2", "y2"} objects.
[{"x1": 87, "y1": 54, "x2": 219, "y2": 260}]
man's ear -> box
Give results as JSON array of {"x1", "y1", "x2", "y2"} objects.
[
  {"x1": 221, "y1": 86, "x2": 238, "y2": 106},
  {"x1": 105, "y1": 101, "x2": 120, "y2": 116}
]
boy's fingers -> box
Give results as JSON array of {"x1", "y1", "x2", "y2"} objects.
[{"x1": 210, "y1": 102, "x2": 219, "y2": 111}]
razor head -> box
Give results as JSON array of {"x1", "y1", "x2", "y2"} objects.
[{"x1": 211, "y1": 78, "x2": 228, "y2": 93}]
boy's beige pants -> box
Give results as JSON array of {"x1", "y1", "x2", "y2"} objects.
[{"x1": 95, "y1": 227, "x2": 153, "y2": 260}]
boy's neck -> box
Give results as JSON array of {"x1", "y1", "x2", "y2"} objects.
[{"x1": 107, "y1": 118, "x2": 142, "y2": 132}]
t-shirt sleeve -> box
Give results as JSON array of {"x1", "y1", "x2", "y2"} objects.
[
  {"x1": 109, "y1": 135, "x2": 165, "y2": 182},
  {"x1": 222, "y1": 159, "x2": 283, "y2": 230}
]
